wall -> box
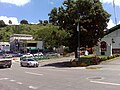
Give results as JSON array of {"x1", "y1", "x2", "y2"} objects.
[{"x1": 37, "y1": 41, "x2": 44, "y2": 50}]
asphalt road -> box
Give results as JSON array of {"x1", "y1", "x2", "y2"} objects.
[{"x1": 0, "y1": 57, "x2": 120, "y2": 90}]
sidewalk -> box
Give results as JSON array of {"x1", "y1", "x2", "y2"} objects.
[{"x1": 86, "y1": 57, "x2": 120, "y2": 69}]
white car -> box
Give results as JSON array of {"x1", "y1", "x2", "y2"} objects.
[
  {"x1": 33, "y1": 52, "x2": 43, "y2": 57},
  {"x1": 20, "y1": 58, "x2": 39, "y2": 67},
  {"x1": 22, "y1": 53, "x2": 33, "y2": 58},
  {"x1": 45, "y1": 52, "x2": 59, "y2": 56}
]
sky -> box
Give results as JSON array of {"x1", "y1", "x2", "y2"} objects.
[{"x1": 0, "y1": 0, "x2": 119, "y2": 29}]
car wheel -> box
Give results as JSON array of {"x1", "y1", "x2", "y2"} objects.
[
  {"x1": 8, "y1": 65, "x2": 11, "y2": 68},
  {"x1": 27, "y1": 63, "x2": 30, "y2": 67},
  {"x1": 20, "y1": 63, "x2": 23, "y2": 67},
  {"x1": 34, "y1": 64, "x2": 38, "y2": 67},
  {"x1": 34, "y1": 64, "x2": 36, "y2": 67}
]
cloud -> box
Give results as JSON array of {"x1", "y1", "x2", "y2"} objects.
[
  {"x1": 0, "y1": 16, "x2": 19, "y2": 25},
  {"x1": 100, "y1": 0, "x2": 120, "y2": 7},
  {"x1": 0, "y1": 0, "x2": 31, "y2": 6},
  {"x1": 107, "y1": 19, "x2": 116, "y2": 29},
  {"x1": 50, "y1": 1, "x2": 54, "y2": 5},
  {"x1": 48, "y1": 0, "x2": 54, "y2": 5}
]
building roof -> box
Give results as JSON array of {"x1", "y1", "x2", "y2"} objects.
[
  {"x1": 105, "y1": 24, "x2": 120, "y2": 35},
  {"x1": 10, "y1": 34, "x2": 32, "y2": 37},
  {"x1": 0, "y1": 42, "x2": 10, "y2": 45}
]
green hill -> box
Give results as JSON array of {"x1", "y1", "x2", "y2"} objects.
[
  {"x1": 0, "y1": 24, "x2": 70, "y2": 49},
  {"x1": 0, "y1": 24, "x2": 54, "y2": 42}
]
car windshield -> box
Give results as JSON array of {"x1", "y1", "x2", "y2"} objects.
[{"x1": 27, "y1": 59, "x2": 35, "y2": 61}]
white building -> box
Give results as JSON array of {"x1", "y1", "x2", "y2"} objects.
[
  {"x1": 95, "y1": 24, "x2": 120, "y2": 56},
  {"x1": 10, "y1": 34, "x2": 33, "y2": 53},
  {"x1": 10, "y1": 34, "x2": 43, "y2": 54},
  {"x1": 0, "y1": 42, "x2": 10, "y2": 52},
  {"x1": 10, "y1": 34, "x2": 33, "y2": 42},
  {"x1": 23, "y1": 40, "x2": 44, "y2": 54}
]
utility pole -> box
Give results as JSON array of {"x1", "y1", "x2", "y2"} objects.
[
  {"x1": 113, "y1": 0, "x2": 117, "y2": 25},
  {"x1": 77, "y1": 22, "x2": 80, "y2": 62}
]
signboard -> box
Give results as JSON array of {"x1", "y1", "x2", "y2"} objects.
[{"x1": 100, "y1": 41, "x2": 107, "y2": 51}]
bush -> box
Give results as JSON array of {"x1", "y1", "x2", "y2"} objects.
[
  {"x1": 64, "y1": 54, "x2": 120, "y2": 67},
  {"x1": 81, "y1": 54, "x2": 120, "y2": 66}
]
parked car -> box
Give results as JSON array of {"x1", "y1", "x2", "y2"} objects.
[
  {"x1": 22, "y1": 53, "x2": 33, "y2": 57},
  {"x1": 45, "y1": 52, "x2": 60, "y2": 56},
  {"x1": 12, "y1": 53, "x2": 23, "y2": 57},
  {"x1": 0, "y1": 58, "x2": 12, "y2": 68},
  {"x1": 3, "y1": 54, "x2": 13, "y2": 58},
  {"x1": 20, "y1": 58, "x2": 39, "y2": 67},
  {"x1": 20, "y1": 53, "x2": 33, "y2": 60},
  {"x1": 33, "y1": 52, "x2": 43, "y2": 57}
]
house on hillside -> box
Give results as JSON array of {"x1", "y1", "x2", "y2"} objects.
[
  {"x1": 10, "y1": 34, "x2": 44, "y2": 54},
  {"x1": 95, "y1": 24, "x2": 120, "y2": 56}
]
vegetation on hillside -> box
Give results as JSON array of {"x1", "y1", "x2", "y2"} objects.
[{"x1": 0, "y1": 23, "x2": 70, "y2": 50}]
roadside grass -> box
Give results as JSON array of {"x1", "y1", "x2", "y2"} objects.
[{"x1": 64, "y1": 54, "x2": 120, "y2": 67}]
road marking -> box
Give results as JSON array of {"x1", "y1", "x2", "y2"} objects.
[
  {"x1": 87, "y1": 76, "x2": 104, "y2": 80},
  {"x1": 25, "y1": 72, "x2": 43, "y2": 76},
  {"x1": 90, "y1": 80, "x2": 120, "y2": 86},
  {"x1": 10, "y1": 80, "x2": 16, "y2": 82},
  {"x1": 16, "y1": 82, "x2": 23, "y2": 85},
  {"x1": 0, "y1": 78, "x2": 9, "y2": 80},
  {"x1": 3, "y1": 78, "x2": 9, "y2": 80},
  {"x1": 28, "y1": 86, "x2": 38, "y2": 89}
]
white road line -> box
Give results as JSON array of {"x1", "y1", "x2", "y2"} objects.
[
  {"x1": 10, "y1": 80, "x2": 16, "y2": 82},
  {"x1": 4, "y1": 78, "x2": 9, "y2": 80},
  {"x1": 28, "y1": 86, "x2": 38, "y2": 89},
  {"x1": 0, "y1": 78, "x2": 9, "y2": 80},
  {"x1": 90, "y1": 80, "x2": 120, "y2": 86},
  {"x1": 25, "y1": 72, "x2": 43, "y2": 76},
  {"x1": 16, "y1": 82, "x2": 23, "y2": 85}
]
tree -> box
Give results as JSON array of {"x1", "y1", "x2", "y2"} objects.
[
  {"x1": 43, "y1": 20, "x2": 48, "y2": 26},
  {"x1": 48, "y1": 7, "x2": 58, "y2": 25},
  {"x1": 48, "y1": 0, "x2": 110, "y2": 58},
  {"x1": 8, "y1": 20, "x2": 12, "y2": 25},
  {"x1": 20, "y1": 19, "x2": 29, "y2": 24},
  {"x1": 39, "y1": 20, "x2": 43, "y2": 24},
  {"x1": 44, "y1": 20, "x2": 48, "y2": 24},
  {"x1": 35, "y1": 26, "x2": 70, "y2": 49},
  {"x1": 0, "y1": 20, "x2": 6, "y2": 27}
]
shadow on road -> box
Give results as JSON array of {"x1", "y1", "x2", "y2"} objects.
[{"x1": 41, "y1": 61, "x2": 71, "y2": 68}]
